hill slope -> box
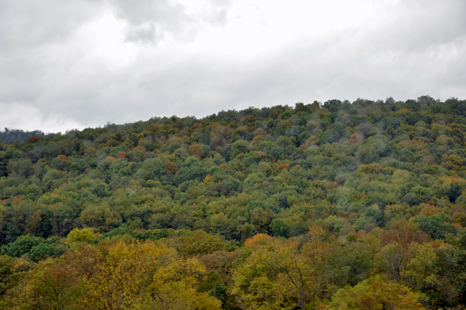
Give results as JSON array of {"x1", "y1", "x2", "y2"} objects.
[{"x1": 1, "y1": 96, "x2": 466, "y2": 309}]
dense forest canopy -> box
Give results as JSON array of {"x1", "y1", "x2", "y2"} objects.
[{"x1": 1, "y1": 96, "x2": 466, "y2": 309}]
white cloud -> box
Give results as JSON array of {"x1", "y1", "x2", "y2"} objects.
[
  {"x1": 0, "y1": 103, "x2": 84, "y2": 133},
  {"x1": 0, "y1": 0, "x2": 465, "y2": 133}
]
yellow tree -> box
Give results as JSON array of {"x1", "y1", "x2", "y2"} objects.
[
  {"x1": 233, "y1": 227, "x2": 330, "y2": 310},
  {"x1": 76, "y1": 240, "x2": 168, "y2": 309},
  {"x1": 0, "y1": 257, "x2": 35, "y2": 309},
  {"x1": 402, "y1": 242, "x2": 439, "y2": 292},
  {"x1": 328, "y1": 276, "x2": 426, "y2": 310},
  {"x1": 65, "y1": 227, "x2": 99, "y2": 245},
  {"x1": 148, "y1": 257, "x2": 221, "y2": 309},
  {"x1": 66, "y1": 239, "x2": 221, "y2": 310}
]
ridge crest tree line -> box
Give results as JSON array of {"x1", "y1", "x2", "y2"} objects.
[{"x1": 1, "y1": 96, "x2": 466, "y2": 309}]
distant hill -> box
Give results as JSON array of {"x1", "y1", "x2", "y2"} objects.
[{"x1": 0, "y1": 128, "x2": 45, "y2": 143}]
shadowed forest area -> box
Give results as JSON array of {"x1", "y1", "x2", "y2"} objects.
[
  {"x1": 1, "y1": 96, "x2": 466, "y2": 309},
  {"x1": 0, "y1": 129, "x2": 45, "y2": 144}
]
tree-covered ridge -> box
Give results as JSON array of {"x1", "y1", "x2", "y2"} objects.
[
  {"x1": 0, "y1": 128, "x2": 45, "y2": 144},
  {"x1": 1, "y1": 96, "x2": 466, "y2": 309}
]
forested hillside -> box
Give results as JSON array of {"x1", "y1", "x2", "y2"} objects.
[{"x1": 1, "y1": 96, "x2": 466, "y2": 309}]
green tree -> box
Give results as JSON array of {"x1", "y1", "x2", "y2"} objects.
[
  {"x1": 414, "y1": 214, "x2": 456, "y2": 240},
  {"x1": 270, "y1": 218, "x2": 289, "y2": 238},
  {"x1": 447, "y1": 182, "x2": 462, "y2": 202},
  {"x1": 4, "y1": 235, "x2": 42, "y2": 257},
  {"x1": 230, "y1": 140, "x2": 250, "y2": 158}
]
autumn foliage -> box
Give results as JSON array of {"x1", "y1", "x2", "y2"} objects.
[{"x1": 0, "y1": 97, "x2": 466, "y2": 308}]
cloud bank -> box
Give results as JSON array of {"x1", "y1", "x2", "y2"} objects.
[{"x1": 0, "y1": 0, "x2": 465, "y2": 132}]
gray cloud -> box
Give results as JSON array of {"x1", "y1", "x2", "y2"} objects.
[
  {"x1": 0, "y1": 1, "x2": 100, "y2": 50},
  {"x1": 0, "y1": 0, "x2": 465, "y2": 133},
  {"x1": 108, "y1": 0, "x2": 232, "y2": 43},
  {"x1": 365, "y1": 0, "x2": 466, "y2": 52}
]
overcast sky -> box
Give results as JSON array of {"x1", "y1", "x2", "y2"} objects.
[{"x1": 1, "y1": 0, "x2": 465, "y2": 133}]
